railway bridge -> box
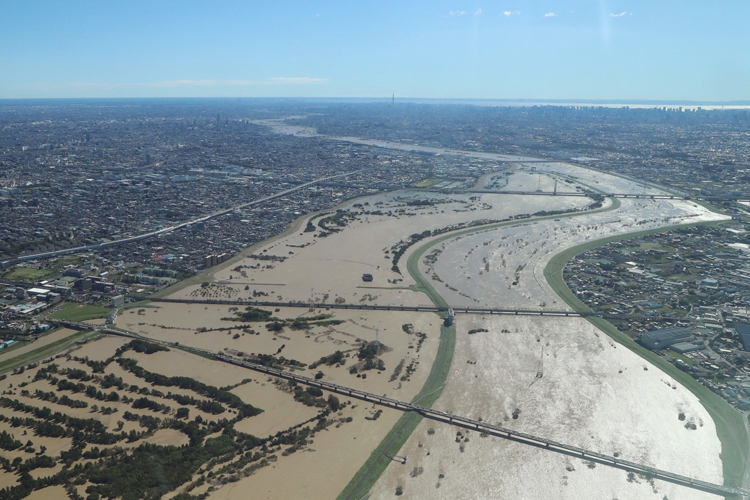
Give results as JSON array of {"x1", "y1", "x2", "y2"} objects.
[{"x1": 98, "y1": 327, "x2": 748, "y2": 499}]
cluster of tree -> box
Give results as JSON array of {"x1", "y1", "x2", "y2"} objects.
[
  {"x1": 131, "y1": 397, "x2": 171, "y2": 414},
  {"x1": 0, "y1": 430, "x2": 22, "y2": 451},
  {"x1": 390, "y1": 229, "x2": 433, "y2": 273},
  {"x1": 292, "y1": 386, "x2": 328, "y2": 408},
  {"x1": 265, "y1": 315, "x2": 344, "y2": 333},
  {"x1": 116, "y1": 339, "x2": 170, "y2": 356},
  {"x1": 167, "y1": 393, "x2": 225, "y2": 415},
  {"x1": 249, "y1": 253, "x2": 287, "y2": 262},
  {"x1": 231, "y1": 306, "x2": 275, "y2": 322},
  {"x1": 308, "y1": 350, "x2": 346, "y2": 369},
  {"x1": 30, "y1": 389, "x2": 88, "y2": 409},
  {"x1": 317, "y1": 210, "x2": 357, "y2": 232},
  {"x1": 55, "y1": 379, "x2": 121, "y2": 403},
  {"x1": 0, "y1": 398, "x2": 129, "y2": 445},
  {"x1": 0, "y1": 398, "x2": 338, "y2": 500},
  {"x1": 77, "y1": 435, "x2": 241, "y2": 500},
  {"x1": 117, "y1": 358, "x2": 261, "y2": 420}
]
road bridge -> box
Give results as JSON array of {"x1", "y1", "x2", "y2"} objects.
[
  {"x1": 97, "y1": 326, "x2": 747, "y2": 499},
  {"x1": 465, "y1": 189, "x2": 689, "y2": 200},
  {"x1": 147, "y1": 297, "x2": 683, "y2": 323}
]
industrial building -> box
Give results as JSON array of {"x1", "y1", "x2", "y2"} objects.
[
  {"x1": 736, "y1": 324, "x2": 750, "y2": 351},
  {"x1": 639, "y1": 327, "x2": 693, "y2": 350}
]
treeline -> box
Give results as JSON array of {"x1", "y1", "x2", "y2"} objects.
[
  {"x1": 309, "y1": 350, "x2": 346, "y2": 369},
  {"x1": 0, "y1": 398, "x2": 134, "y2": 445},
  {"x1": 117, "y1": 358, "x2": 261, "y2": 419}
]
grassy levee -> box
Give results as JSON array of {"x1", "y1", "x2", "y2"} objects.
[
  {"x1": 337, "y1": 240, "x2": 456, "y2": 500},
  {"x1": 0, "y1": 329, "x2": 95, "y2": 374},
  {"x1": 544, "y1": 221, "x2": 747, "y2": 489},
  {"x1": 338, "y1": 198, "x2": 622, "y2": 499},
  {"x1": 336, "y1": 323, "x2": 456, "y2": 500}
]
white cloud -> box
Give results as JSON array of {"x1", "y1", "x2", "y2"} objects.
[
  {"x1": 474, "y1": 8, "x2": 482, "y2": 16},
  {"x1": 503, "y1": 11, "x2": 520, "y2": 16},
  {"x1": 544, "y1": 12, "x2": 556, "y2": 17},
  {"x1": 449, "y1": 10, "x2": 466, "y2": 16},
  {"x1": 610, "y1": 11, "x2": 627, "y2": 17}
]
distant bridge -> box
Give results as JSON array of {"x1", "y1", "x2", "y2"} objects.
[
  {"x1": 465, "y1": 189, "x2": 690, "y2": 200},
  {"x1": 147, "y1": 297, "x2": 683, "y2": 323}
]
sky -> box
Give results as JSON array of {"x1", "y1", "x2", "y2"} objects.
[{"x1": 1, "y1": 1, "x2": 748, "y2": 101}]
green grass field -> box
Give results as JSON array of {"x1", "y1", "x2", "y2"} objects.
[
  {"x1": 4, "y1": 267, "x2": 53, "y2": 281},
  {"x1": 50, "y1": 303, "x2": 112, "y2": 322},
  {"x1": 544, "y1": 222, "x2": 748, "y2": 488},
  {"x1": 413, "y1": 178, "x2": 444, "y2": 188}
]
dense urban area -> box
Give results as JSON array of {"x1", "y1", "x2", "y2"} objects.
[
  {"x1": 2, "y1": 100, "x2": 750, "y2": 341},
  {"x1": 565, "y1": 225, "x2": 750, "y2": 411}
]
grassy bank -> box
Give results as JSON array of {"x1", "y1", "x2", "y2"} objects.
[
  {"x1": 336, "y1": 323, "x2": 455, "y2": 500},
  {"x1": 0, "y1": 329, "x2": 95, "y2": 374},
  {"x1": 543, "y1": 221, "x2": 747, "y2": 488}
]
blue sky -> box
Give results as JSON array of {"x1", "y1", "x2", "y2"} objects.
[{"x1": 1, "y1": 1, "x2": 748, "y2": 101}]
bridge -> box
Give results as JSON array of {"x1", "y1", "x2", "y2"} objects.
[
  {"x1": 95, "y1": 326, "x2": 747, "y2": 498},
  {"x1": 147, "y1": 297, "x2": 684, "y2": 323},
  {"x1": 465, "y1": 189, "x2": 689, "y2": 200}
]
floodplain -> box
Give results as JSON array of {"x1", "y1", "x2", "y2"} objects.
[{"x1": 0, "y1": 151, "x2": 737, "y2": 500}]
